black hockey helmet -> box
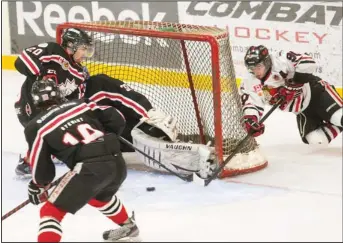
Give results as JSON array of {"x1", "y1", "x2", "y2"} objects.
[
  {"x1": 31, "y1": 78, "x2": 63, "y2": 107},
  {"x1": 61, "y1": 28, "x2": 94, "y2": 58},
  {"x1": 244, "y1": 45, "x2": 272, "y2": 73}
]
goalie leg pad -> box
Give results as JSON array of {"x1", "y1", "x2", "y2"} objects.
[{"x1": 131, "y1": 128, "x2": 217, "y2": 178}]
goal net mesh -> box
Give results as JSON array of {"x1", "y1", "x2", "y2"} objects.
[{"x1": 57, "y1": 21, "x2": 267, "y2": 177}]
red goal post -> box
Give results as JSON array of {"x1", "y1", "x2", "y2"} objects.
[{"x1": 56, "y1": 21, "x2": 268, "y2": 178}]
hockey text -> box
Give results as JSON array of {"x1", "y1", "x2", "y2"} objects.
[
  {"x1": 15, "y1": 2, "x2": 168, "y2": 47},
  {"x1": 186, "y1": 2, "x2": 342, "y2": 44},
  {"x1": 165, "y1": 144, "x2": 193, "y2": 151},
  {"x1": 186, "y1": 2, "x2": 342, "y2": 26}
]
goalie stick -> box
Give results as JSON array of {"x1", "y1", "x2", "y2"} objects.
[
  {"x1": 204, "y1": 99, "x2": 284, "y2": 187},
  {"x1": 1, "y1": 173, "x2": 66, "y2": 221},
  {"x1": 118, "y1": 136, "x2": 194, "y2": 182}
]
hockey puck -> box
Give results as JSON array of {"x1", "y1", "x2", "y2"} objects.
[{"x1": 146, "y1": 187, "x2": 155, "y2": 192}]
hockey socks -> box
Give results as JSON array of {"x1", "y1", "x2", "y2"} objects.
[
  {"x1": 322, "y1": 123, "x2": 343, "y2": 142},
  {"x1": 38, "y1": 202, "x2": 67, "y2": 242},
  {"x1": 88, "y1": 195, "x2": 129, "y2": 225}
]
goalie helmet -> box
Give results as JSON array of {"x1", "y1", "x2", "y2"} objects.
[
  {"x1": 244, "y1": 45, "x2": 272, "y2": 75},
  {"x1": 31, "y1": 78, "x2": 63, "y2": 107},
  {"x1": 61, "y1": 28, "x2": 94, "y2": 58}
]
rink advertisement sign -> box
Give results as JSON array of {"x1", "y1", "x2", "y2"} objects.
[
  {"x1": 6, "y1": 1, "x2": 343, "y2": 86},
  {"x1": 178, "y1": 1, "x2": 343, "y2": 86},
  {"x1": 8, "y1": 1, "x2": 182, "y2": 69}
]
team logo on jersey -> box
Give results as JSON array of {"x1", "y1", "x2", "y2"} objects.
[
  {"x1": 58, "y1": 78, "x2": 78, "y2": 96},
  {"x1": 253, "y1": 84, "x2": 263, "y2": 97},
  {"x1": 62, "y1": 60, "x2": 70, "y2": 70},
  {"x1": 262, "y1": 86, "x2": 272, "y2": 101},
  {"x1": 25, "y1": 103, "x2": 32, "y2": 116},
  {"x1": 253, "y1": 84, "x2": 262, "y2": 93}
]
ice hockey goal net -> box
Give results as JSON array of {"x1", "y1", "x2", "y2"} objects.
[{"x1": 56, "y1": 21, "x2": 267, "y2": 178}]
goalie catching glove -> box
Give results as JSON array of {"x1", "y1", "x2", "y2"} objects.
[
  {"x1": 131, "y1": 127, "x2": 218, "y2": 179},
  {"x1": 136, "y1": 108, "x2": 178, "y2": 142}
]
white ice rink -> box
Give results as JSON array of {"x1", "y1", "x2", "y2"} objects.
[{"x1": 1, "y1": 70, "x2": 342, "y2": 242}]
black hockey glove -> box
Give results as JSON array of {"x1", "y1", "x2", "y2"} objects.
[{"x1": 28, "y1": 180, "x2": 49, "y2": 205}]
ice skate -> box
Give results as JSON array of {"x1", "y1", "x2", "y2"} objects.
[
  {"x1": 103, "y1": 212, "x2": 140, "y2": 242},
  {"x1": 15, "y1": 155, "x2": 32, "y2": 178}
]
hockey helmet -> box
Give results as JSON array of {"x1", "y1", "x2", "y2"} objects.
[
  {"x1": 244, "y1": 45, "x2": 272, "y2": 74},
  {"x1": 61, "y1": 28, "x2": 94, "y2": 58},
  {"x1": 31, "y1": 78, "x2": 63, "y2": 106}
]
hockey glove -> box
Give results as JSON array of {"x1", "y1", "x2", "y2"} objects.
[
  {"x1": 28, "y1": 180, "x2": 49, "y2": 205},
  {"x1": 270, "y1": 81, "x2": 303, "y2": 109},
  {"x1": 242, "y1": 115, "x2": 265, "y2": 137},
  {"x1": 139, "y1": 108, "x2": 178, "y2": 142}
]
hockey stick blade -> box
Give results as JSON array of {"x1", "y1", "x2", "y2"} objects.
[
  {"x1": 2, "y1": 173, "x2": 66, "y2": 221},
  {"x1": 118, "y1": 136, "x2": 193, "y2": 182},
  {"x1": 204, "y1": 100, "x2": 283, "y2": 187}
]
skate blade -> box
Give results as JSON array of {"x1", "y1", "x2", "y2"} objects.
[
  {"x1": 104, "y1": 236, "x2": 142, "y2": 242},
  {"x1": 15, "y1": 173, "x2": 32, "y2": 180}
]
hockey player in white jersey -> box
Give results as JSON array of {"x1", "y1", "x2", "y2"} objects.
[{"x1": 240, "y1": 45, "x2": 342, "y2": 145}]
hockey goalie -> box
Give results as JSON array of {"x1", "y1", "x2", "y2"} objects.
[{"x1": 85, "y1": 74, "x2": 218, "y2": 180}]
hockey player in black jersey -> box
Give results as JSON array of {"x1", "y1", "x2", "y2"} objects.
[
  {"x1": 84, "y1": 73, "x2": 173, "y2": 152},
  {"x1": 25, "y1": 78, "x2": 140, "y2": 242},
  {"x1": 240, "y1": 45, "x2": 342, "y2": 145},
  {"x1": 19, "y1": 72, "x2": 217, "y2": 180},
  {"x1": 14, "y1": 27, "x2": 93, "y2": 177},
  {"x1": 84, "y1": 74, "x2": 217, "y2": 179}
]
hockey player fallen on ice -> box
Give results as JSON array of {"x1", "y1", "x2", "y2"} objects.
[
  {"x1": 14, "y1": 28, "x2": 93, "y2": 177},
  {"x1": 241, "y1": 45, "x2": 342, "y2": 145},
  {"x1": 25, "y1": 78, "x2": 140, "y2": 242},
  {"x1": 84, "y1": 74, "x2": 218, "y2": 179}
]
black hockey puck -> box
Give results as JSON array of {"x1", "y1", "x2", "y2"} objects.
[{"x1": 146, "y1": 187, "x2": 155, "y2": 192}]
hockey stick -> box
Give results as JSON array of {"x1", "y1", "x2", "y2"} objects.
[
  {"x1": 204, "y1": 99, "x2": 284, "y2": 187},
  {"x1": 118, "y1": 136, "x2": 193, "y2": 182},
  {"x1": 1, "y1": 173, "x2": 66, "y2": 221}
]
